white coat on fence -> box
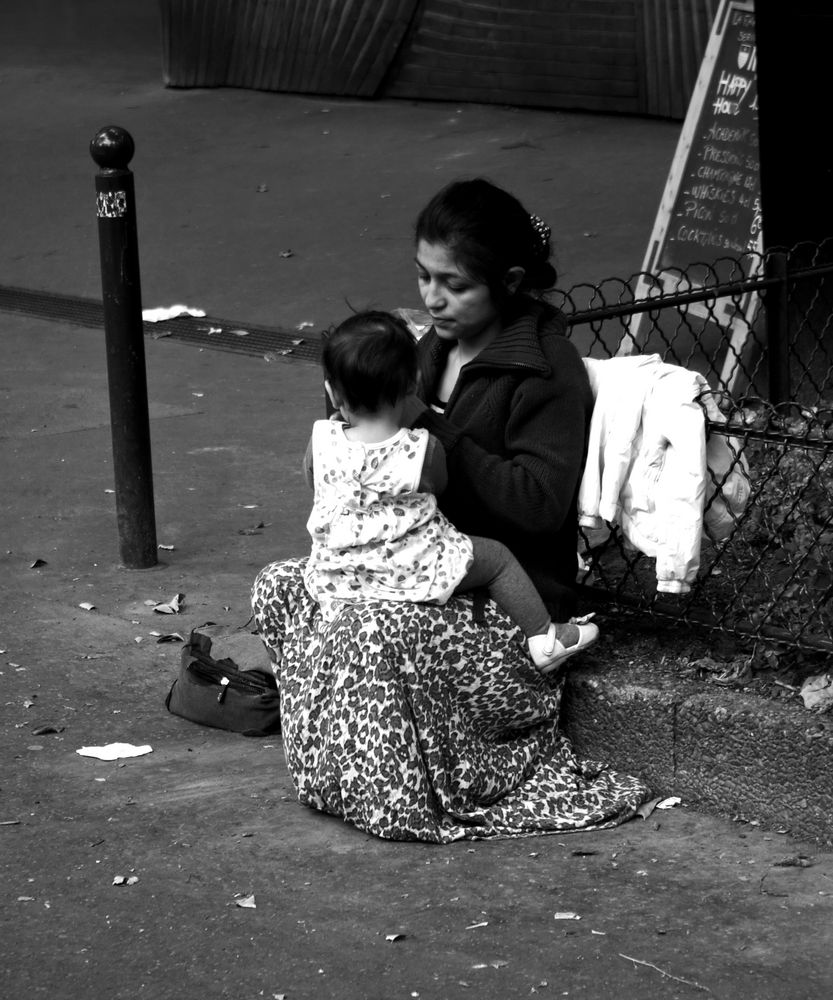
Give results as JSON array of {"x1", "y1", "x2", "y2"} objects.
[{"x1": 578, "y1": 354, "x2": 750, "y2": 594}]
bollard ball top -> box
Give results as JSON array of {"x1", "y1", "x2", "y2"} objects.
[{"x1": 90, "y1": 126, "x2": 135, "y2": 170}]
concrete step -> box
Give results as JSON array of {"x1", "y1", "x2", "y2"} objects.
[{"x1": 563, "y1": 659, "x2": 833, "y2": 846}]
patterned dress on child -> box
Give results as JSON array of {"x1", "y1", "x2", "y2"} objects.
[{"x1": 303, "y1": 419, "x2": 473, "y2": 621}]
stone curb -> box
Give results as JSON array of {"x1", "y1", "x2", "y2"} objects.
[{"x1": 563, "y1": 661, "x2": 833, "y2": 846}]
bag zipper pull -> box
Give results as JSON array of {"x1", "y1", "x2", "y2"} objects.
[{"x1": 218, "y1": 676, "x2": 230, "y2": 703}]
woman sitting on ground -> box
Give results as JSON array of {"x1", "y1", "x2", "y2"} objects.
[{"x1": 252, "y1": 177, "x2": 649, "y2": 842}]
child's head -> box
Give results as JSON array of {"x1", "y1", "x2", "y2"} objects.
[
  {"x1": 322, "y1": 311, "x2": 417, "y2": 415},
  {"x1": 414, "y1": 177, "x2": 557, "y2": 305}
]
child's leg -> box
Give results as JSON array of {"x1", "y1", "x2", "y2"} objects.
[
  {"x1": 456, "y1": 536, "x2": 550, "y2": 638},
  {"x1": 457, "y1": 536, "x2": 599, "y2": 673}
]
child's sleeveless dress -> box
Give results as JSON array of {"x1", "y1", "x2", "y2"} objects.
[{"x1": 304, "y1": 420, "x2": 473, "y2": 621}]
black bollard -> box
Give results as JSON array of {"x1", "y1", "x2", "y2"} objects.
[{"x1": 90, "y1": 126, "x2": 157, "y2": 568}]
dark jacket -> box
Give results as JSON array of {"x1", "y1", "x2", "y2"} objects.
[{"x1": 414, "y1": 297, "x2": 592, "y2": 619}]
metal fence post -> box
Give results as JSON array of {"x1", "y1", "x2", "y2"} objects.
[
  {"x1": 764, "y1": 249, "x2": 791, "y2": 405},
  {"x1": 90, "y1": 126, "x2": 157, "y2": 568}
]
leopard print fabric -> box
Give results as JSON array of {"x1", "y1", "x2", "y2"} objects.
[{"x1": 252, "y1": 557, "x2": 650, "y2": 842}]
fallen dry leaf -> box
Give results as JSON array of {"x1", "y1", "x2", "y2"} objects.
[
  {"x1": 154, "y1": 632, "x2": 185, "y2": 644},
  {"x1": 636, "y1": 796, "x2": 662, "y2": 820},
  {"x1": 153, "y1": 594, "x2": 184, "y2": 614},
  {"x1": 800, "y1": 673, "x2": 833, "y2": 711}
]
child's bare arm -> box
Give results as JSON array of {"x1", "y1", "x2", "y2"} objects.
[{"x1": 302, "y1": 436, "x2": 314, "y2": 489}]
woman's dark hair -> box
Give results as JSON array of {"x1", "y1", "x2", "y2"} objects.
[
  {"x1": 322, "y1": 311, "x2": 417, "y2": 414},
  {"x1": 414, "y1": 177, "x2": 557, "y2": 300}
]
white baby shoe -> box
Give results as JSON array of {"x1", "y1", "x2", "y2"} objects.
[{"x1": 528, "y1": 620, "x2": 599, "y2": 674}]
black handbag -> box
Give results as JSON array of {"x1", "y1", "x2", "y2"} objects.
[{"x1": 165, "y1": 628, "x2": 281, "y2": 737}]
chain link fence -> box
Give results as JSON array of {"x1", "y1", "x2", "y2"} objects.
[{"x1": 558, "y1": 240, "x2": 833, "y2": 660}]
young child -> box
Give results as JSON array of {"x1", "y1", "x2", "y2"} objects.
[{"x1": 302, "y1": 311, "x2": 598, "y2": 674}]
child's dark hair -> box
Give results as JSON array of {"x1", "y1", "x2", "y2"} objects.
[
  {"x1": 415, "y1": 177, "x2": 557, "y2": 301},
  {"x1": 322, "y1": 311, "x2": 417, "y2": 414}
]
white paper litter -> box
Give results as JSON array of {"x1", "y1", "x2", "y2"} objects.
[
  {"x1": 142, "y1": 305, "x2": 206, "y2": 322},
  {"x1": 76, "y1": 743, "x2": 153, "y2": 760},
  {"x1": 656, "y1": 796, "x2": 681, "y2": 809}
]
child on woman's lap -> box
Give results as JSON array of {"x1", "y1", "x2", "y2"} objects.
[{"x1": 302, "y1": 311, "x2": 597, "y2": 674}]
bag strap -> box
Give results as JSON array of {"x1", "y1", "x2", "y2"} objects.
[{"x1": 182, "y1": 630, "x2": 276, "y2": 692}]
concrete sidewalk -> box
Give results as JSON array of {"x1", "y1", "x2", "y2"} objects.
[
  {"x1": 0, "y1": 1, "x2": 680, "y2": 332},
  {"x1": 2, "y1": 314, "x2": 833, "y2": 1000},
  {"x1": 2, "y1": 2, "x2": 833, "y2": 996}
]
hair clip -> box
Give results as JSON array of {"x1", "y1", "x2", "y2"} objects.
[{"x1": 529, "y1": 213, "x2": 551, "y2": 258}]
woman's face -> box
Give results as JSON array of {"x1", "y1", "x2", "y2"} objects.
[{"x1": 415, "y1": 240, "x2": 501, "y2": 346}]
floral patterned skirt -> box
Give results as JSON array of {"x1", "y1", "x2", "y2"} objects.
[{"x1": 252, "y1": 557, "x2": 650, "y2": 842}]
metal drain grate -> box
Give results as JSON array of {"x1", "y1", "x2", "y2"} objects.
[{"x1": 0, "y1": 285, "x2": 322, "y2": 364}]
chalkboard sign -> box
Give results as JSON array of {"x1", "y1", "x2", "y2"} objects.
[{"x1": 625, "y1": 0, "x2": 761, "y2": 389}]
